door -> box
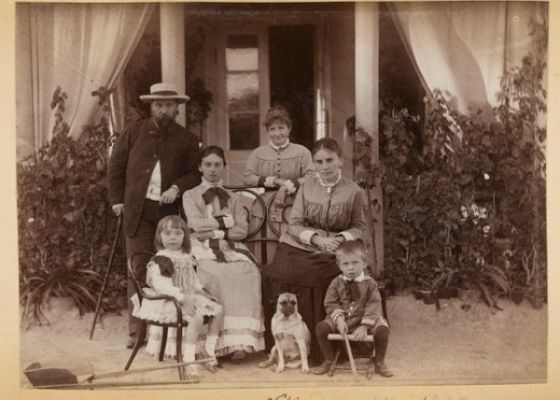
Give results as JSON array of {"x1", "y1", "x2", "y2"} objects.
[
  {"x1": 269, "y1": 25, "x2": 315, "y2": 151},
  {"x1": 214, "y1": 24, "x2": 316, "y2": 185},
  {"x1": 215, "y1": 28, "x2": 269, "y2": 184}
]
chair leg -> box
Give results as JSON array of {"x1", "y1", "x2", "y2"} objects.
[
  {"x1": 124, "y1": 321, "x2": 147, "y2": 370},
  {"x1": 175, "y1": 325, "x2": 185, "y2": 380},
  {"x1": 159, "y1": 326, "x2": 168, "y2": 361}
]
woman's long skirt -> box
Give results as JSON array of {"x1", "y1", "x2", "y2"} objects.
[{"x1": 197, "y1": 258, "x2": 265, "y2": 357}]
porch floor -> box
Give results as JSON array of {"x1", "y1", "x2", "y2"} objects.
[{"x1": 20, "y1": 294, "x2": 546, "y2": 389}]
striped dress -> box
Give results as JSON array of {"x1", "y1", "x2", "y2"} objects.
[{"x1": 182, "y1": 181, "x2": 265, "y2": 356}]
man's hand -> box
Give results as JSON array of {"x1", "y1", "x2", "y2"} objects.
[
  {"x1": 112, "y1": 203, "x2": 124, "y2": 216},
  {"x1": 160, "y1": 186, "x2": 179, "y2": 204},
  {"x1": 352, "y1": 325, "x2": 368, "y2": 340},
  {"x1": 336, "y1": 318, "x2": 348, "y2": 335}
]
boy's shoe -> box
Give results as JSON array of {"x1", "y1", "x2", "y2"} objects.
[
  {"x1": 185, "y1": 364, "x2": 199, "y2": 379},
  {"x1": 374, "y1": 362, "x2": 394, "y2": 377},
  {"x1": 312, "y1": 361, "x2": 334, "y2": 375}
]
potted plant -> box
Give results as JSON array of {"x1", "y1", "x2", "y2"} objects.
[{"x1": 21, "y1": 266, "x2": 101, "y2": 327}]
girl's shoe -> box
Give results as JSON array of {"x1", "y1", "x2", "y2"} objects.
[
  {"x1": 185, "y1": 364, "x2": 199, "y2": 379},
  {"x1": 205, "y1": 356, "x2": 220, "y2": 373}
]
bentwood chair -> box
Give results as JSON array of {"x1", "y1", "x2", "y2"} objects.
[{"x1": 124, "y1": 251, "x2": 189, "y2": 380}]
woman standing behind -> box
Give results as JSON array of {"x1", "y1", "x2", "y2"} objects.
[
  {"x1": 243, "y1": 105, "x2": 314, "y2": 203},
  {"x1": 261, "y1": 138, "x2": 367, "y2": 364},
  {"x1": 182, "y1": 146, "x2": 265, "y2": 362}
]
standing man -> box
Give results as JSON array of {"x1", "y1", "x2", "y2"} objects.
[{"x1": 108, "y1": 82, "x2": 201, "y2": 348}]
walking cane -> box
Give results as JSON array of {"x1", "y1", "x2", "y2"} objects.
[
  {"x1": 89, "y1": 214, "x2": 122, "y2": 339},
  {"x1": 343, "y1": 333, "x2": 358, "y2": 376}
]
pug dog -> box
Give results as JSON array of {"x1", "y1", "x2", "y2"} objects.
[{"x1": 258, "y1": 292, "x2": 311, "y2": 373}]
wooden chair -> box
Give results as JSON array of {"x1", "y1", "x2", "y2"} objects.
[
  {"x1": 226, "y1": 186, "x2": 282, "y2": 266},
  {"x1": 326, "y1": 333, "x2": 375, "y2": 378},
  {"x1": 123, "y1": 252, "x2": 190, "y2": 380}
]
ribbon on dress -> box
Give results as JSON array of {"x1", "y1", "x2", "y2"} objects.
[{"x1": 202, "y1": 187, "x2": 230, "y2": 209}]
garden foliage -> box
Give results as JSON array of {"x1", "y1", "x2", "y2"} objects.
[
  {"x1": 18, "y1": 87, "x2": 127, "y2": 327},
  {"x1": 379, "y1": 20, "x2": 547, "y2": 308}
]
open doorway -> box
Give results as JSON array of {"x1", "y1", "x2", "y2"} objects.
[{"x1": 269, "y1": 25, "x2": 315, "y2": 150}]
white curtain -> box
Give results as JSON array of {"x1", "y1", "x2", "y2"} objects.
[
  {"x1": 388, "y1": 1, "x2": 547, "y2": 118},
  {"x1": 16, "y1": 3, "x2": 155, "y2": 159}
]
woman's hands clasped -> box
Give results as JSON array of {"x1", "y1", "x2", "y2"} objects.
[{"x1": 311, "y1": 235, "x2": 343, "y2": 253}]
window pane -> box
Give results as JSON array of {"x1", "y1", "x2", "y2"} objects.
[
  {"x1": 229, "y1": 113, "x2": 259, "y2": 150},
  {"x1": 227, "y1": 72, "x2": 259, "y2": 111},
  {"x1": 226, "y1": 34, "x2": 258, "y2": 71},
  {"x1": 226, "y1": 47, "x2": 258, "y2": 71}
]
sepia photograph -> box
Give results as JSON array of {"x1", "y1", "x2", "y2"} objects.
[{"x1": 11, "y1": 0, "x2": 553, "y2": 395}]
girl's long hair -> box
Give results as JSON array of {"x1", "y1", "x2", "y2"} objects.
[{"x1": 154, "y1": 215, "x2": 191, "y2": 253}]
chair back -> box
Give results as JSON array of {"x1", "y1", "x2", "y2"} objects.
[
  {"x1": 180, "y1": 187, "x2": 289, "y2": 266},
  {"x1": 128, "y1": 251, "x2": 155, "y2": 304}
]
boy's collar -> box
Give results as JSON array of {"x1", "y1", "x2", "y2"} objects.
[{"x1": 341, "y1": 272, "x2": 365, "y2": 282}]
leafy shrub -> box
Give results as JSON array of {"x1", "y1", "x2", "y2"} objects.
[
  {"x1": 379, "y1": 20, "x2": 546, "y2": 308},
  {"x1": 18, "y1": 87, "x2": 127, "y2": 327}
]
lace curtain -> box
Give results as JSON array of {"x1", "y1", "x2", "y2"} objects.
[
  {"x1": 16, "y1": 3, "x2": 155, "y2": 159},
  {"x1": 388, "y1": 1, "x2": 547, "y2": 118}
]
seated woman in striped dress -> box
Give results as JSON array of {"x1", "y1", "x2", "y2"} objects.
[{"x1": 182, "y1": 146, "x2": 265, "y2": 362}]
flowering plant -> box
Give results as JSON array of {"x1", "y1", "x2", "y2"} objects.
[{"x1": 379, "y1": 19, "x2": 546, "y2": 308}]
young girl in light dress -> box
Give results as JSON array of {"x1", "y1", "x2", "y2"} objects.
[{"x1": 131, "y1": 215, "x2": 224, "y2": 376}]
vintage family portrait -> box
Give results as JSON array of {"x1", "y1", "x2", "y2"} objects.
[{"x1": 8, "y1": 0, "x2": 557, "y2": 398}]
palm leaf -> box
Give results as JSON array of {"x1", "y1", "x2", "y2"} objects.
[{"x1": 67, "y1": 282, "x2": 97, "y2": 309}]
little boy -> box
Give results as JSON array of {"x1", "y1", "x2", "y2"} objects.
[{"x1": 312, "y1": 240, "x2": 393, "y2": 377}]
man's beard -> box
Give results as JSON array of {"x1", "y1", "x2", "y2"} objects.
[{"x1": 153, "y1": 114, "x2": 173, "y2": 128}]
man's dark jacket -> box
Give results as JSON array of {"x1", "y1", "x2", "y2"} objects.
[{"x1": 108, "y1": 118, "x2": 201, "y2": 237}]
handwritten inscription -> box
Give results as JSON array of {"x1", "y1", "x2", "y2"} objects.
[
  {"x1": 422, "y1": 397, "x2": 468, "y2": 400},
  {"x1": 266, "y1": 394, "x2": 467, "y2": 400},
  {"x1": 267, "y1": 393, "x2": 300, "y2": 400}
]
